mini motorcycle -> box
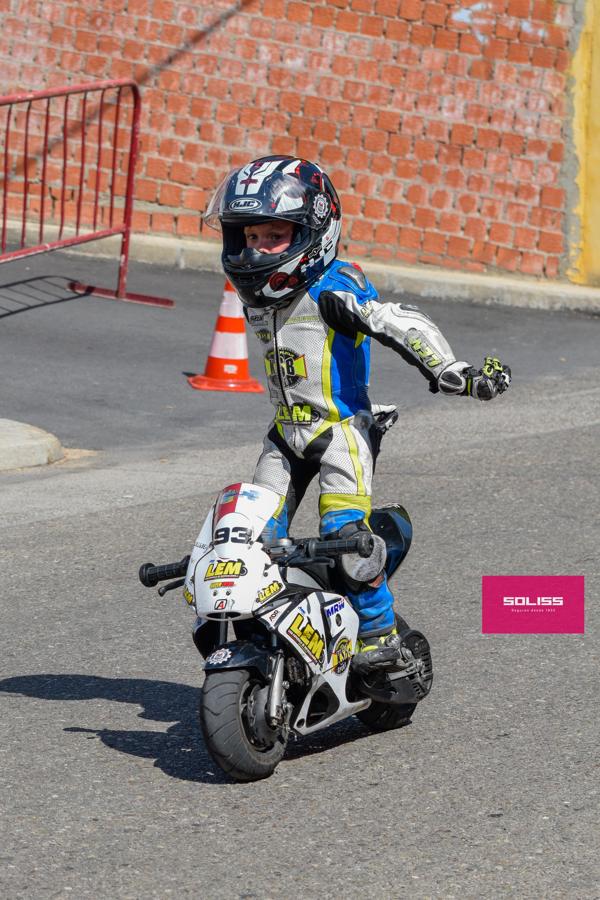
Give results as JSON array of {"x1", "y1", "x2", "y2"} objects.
[{"x1": 139, "y1": 482, "x2": 433, "y2": 782}]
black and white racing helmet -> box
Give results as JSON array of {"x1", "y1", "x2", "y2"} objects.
[{"x1": 204, "y1": 155, "x2": 341, "y2": 308}]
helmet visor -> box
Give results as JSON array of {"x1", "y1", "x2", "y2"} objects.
[
  {"x1": 203, "y1": 170, "x2": 236, "y2": 232},
  {"x1": 204, "y1": 165, "x2": 331, "y2": 232}
]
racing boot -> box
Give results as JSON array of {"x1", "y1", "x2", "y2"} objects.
[{"x1": 352, "y1": 627, "x2": 409, "y2": 674}]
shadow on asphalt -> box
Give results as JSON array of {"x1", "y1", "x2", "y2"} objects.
[
  {"x1": 0, "y1": 276, "x2": 92, "y2": 318},
  {"x1": 0, "y1": 673, "x2": 375, "y2": 784}
]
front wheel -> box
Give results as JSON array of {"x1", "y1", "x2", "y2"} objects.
[{"x1": 199, "y1": 669, "x2": 288, "y2": 782}]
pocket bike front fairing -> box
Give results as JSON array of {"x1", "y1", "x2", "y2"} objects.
[{"x1": 139, "y1": 483, "x2": 433, "y2": 782}]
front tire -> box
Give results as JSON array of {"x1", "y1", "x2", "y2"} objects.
[{"x1": 199, "y1": 669, "x2": 287, "y2": 782}]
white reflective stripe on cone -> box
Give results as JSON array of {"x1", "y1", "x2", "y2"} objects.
[
  {"x1": 208, "y1": 331, "x2": 249, "y2": 359},
  {"x1": 220, "y1": 291, "x2": 244, "y2": 317}
]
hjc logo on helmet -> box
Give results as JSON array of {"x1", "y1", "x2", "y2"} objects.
[{"x1": 228, "y1": 198, "x2": 262, "y2": 211}]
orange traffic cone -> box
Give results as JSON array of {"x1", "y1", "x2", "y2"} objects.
[{"x1": 187, "y1": 280, "x2": 264, "y2": 393}]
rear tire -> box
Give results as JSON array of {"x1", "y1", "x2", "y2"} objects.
[
  {"x1": 355, "y1": 614, "x2": 428, "y2": 732},
  {"x1": 199, "y1": 669, "x2": 287, "y2": 782},
  {"x1": 356, "y1": 700, "x2": 416, "y2": 732}
]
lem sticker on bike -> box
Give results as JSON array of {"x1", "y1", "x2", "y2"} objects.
[
  {"x1": 204, "y1": 559, "x2": 248, "y2": 580},
  {"x1": 481, "y1": 576, "x2": 584, "y2": 634},
  {"x1": 286, "y1": 612, "x2": 325, "y2": 666}
]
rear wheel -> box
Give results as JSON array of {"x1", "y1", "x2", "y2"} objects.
[
  {"x1": 356, "y1": 699, "x2": 416, "y2": 732},
  {"x1": 356, "y1": 615, "x2": 432, "y2": 733},
  {"x1": 199, "y1": 669, "x2": 287, "y2": 782}
]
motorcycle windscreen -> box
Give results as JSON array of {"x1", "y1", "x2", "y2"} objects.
[
  {"x1": 213, "y1": 482, "x2": 281, "y2": 542},
  {"x1": 369, "y1": 505, "x2": 412, "y2": 580}
]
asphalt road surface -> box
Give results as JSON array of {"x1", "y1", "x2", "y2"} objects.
[{"x1": 1, "y1": 252, "x2": 598, "y2": 899}]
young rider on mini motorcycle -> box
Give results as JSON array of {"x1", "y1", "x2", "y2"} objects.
[{"x1": 204, "y1": 155, "x2": 511, "y2": 669}]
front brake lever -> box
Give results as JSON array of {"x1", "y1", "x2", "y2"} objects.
[
  {"x1": 157, "y1": 578, "x2": 186, "y2": 597},
  {"x1": 278, "y1": 553, "x2": 304, "y2": 567},
  {"x1": 280, "y1": 553, "x2": 335, "y2": 568}
]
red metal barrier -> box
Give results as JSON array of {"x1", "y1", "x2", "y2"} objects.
[{"x1": 0, "y1": 79, "x2": 173, "y2": 308}]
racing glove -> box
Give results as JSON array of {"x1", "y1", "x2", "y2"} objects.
[{"x1": 438, "y1": 356, "x2": 511, "y2": 401}]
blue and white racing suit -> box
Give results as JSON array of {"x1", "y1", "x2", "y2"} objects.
[{"x1": 247, "y1": 258, "x2": 464, "y2": 636}]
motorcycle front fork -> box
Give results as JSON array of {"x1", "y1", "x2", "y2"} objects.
[
  {"x1": 267, "y1": 631, "x2": 291, "y2": 728},
  {"x1": 268, "y1": 652, "x2": 285, "y2": 723}
]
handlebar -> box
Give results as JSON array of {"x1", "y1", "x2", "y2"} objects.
[
  {"x1": 267, "y1": 532, "x2": 374, "y2": 566},
  {"x1": 139, "y1": 534, "x2": 374, "y2": 588},
  {"x1": 139, "y1": 556, "x2": 190, "y2": 588}
]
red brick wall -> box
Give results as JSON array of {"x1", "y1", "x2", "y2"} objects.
[{"x1": 0, "y1": 0, "x2": 575, "y2": 278}]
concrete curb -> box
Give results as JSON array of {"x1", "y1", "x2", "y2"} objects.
[
  {"x1": 0, "y1": 419, "x2": 64, "y2": 472},
  {"x1": 59, "y1": 231, "x2": 600, "y2": 315}
]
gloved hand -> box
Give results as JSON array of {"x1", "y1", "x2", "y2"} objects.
[
  {"x1": 438, "y1": 357, "x2": 511, "y2": 400},
  {"x1": 468, "y1": 356, "x2": 511, "y2": 400},
  {"x1": 370, "y1": 403, "x2": 398, "y2": 433}
]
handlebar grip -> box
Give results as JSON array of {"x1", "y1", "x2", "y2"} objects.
[
  {"x1": 307, "y1": 533, "x2": 374, "y2": 559},
  {"x1": 139, "y1": 555, "x2": 190, "y2": 587}
]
